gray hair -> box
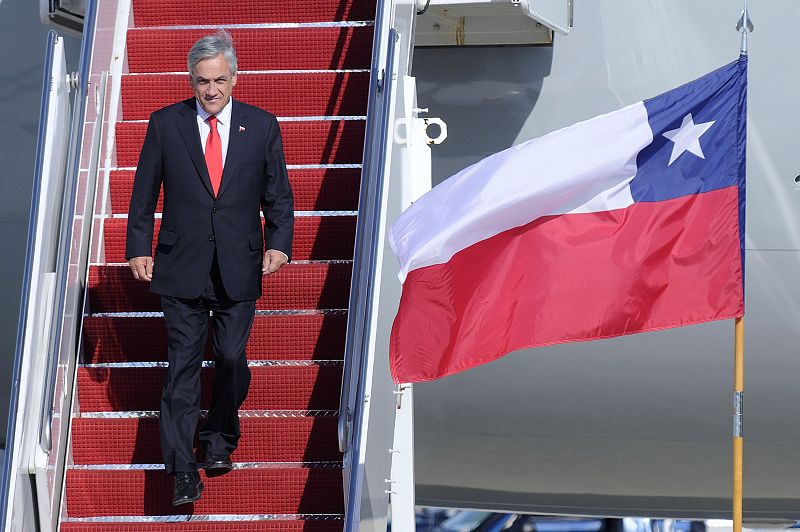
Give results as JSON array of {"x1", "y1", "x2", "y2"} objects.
[{"x1": 187, "y1": 30, "x2": 238, "y2": 77}]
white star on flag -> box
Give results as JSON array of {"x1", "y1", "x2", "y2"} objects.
[{"x1": 662, "y1": 113, "x2": 715, "y2": 166}]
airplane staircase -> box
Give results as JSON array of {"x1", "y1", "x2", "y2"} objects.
[
  {"x1": 60, "y1": 0, "x2": 375, "y2": 529},
  {"x1": 4, "y1": 0, "x2": 426, "y2": 528}
]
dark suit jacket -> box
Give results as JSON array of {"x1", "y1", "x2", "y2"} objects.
[{"x1": 125, "y1": 98, "x2": 294, "y2": 301}]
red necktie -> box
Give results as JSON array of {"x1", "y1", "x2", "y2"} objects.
[{"x1": 205, "y1": 115, "x2": 223, "y2": 196}]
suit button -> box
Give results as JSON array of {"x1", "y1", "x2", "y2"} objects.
[
  {"x1": 208, "y1": 235, "x2": 215, "y2": 241},
  {"x1": 212, "y1": 207, "x2": 218, "y2": 213}
]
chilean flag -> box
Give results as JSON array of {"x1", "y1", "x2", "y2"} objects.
[{"x1": 389, "y1": 56, "x2": 747, "y2": 384}]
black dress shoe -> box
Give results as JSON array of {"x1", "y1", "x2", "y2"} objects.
[
  {"x1": 172, "y1": 471, "x2": 203, "y2": 507},
  {"x1": 204, "y1": 452, "x2": 233, "y2": 474}
]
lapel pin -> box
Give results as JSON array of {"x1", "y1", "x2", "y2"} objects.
[{"x1": 239, "y1": 125, "x2": 246, "y2": 132}]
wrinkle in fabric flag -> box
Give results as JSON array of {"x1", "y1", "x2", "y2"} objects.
[{"x1": 389, "y1": 56, "x2": 747, "y2": 384}]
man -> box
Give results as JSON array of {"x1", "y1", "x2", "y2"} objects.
[{"x1": 125, "y1": 31, "x2": 293, "y2": 506}]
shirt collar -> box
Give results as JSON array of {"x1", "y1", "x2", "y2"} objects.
[{"x1": 196, "y1": 97, "x2": 233, "y2": 126}]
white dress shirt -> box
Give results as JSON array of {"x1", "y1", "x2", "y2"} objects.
[{"x1": 196, "y1": 98, "x2": 232, "y2": 166}]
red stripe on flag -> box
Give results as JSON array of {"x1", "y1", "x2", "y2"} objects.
[{"x1": 390, "y1": 186, "x2": 743, "y2": 383}]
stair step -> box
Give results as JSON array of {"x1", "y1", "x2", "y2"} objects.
[
  {"x1": 127, "y1": 27, "x2": 373, "y2": 73},
  {"x1": 122, "y1": 73, "x2": 369, "y2": 120},
  {"x1": 109, "y1": 168, "x2": 361, "y2": 214},
  {"x1": 83, "y1": 314, "x2": 346, "y2": 363},
  {"x1": 72, "y1": 416, "x2": 340, "y2": 465},
  {"x1": 66, "y1": 467, "x2": 343, "y2": 517},
  {"x1": 77, "y1": 365, "x2": 342, "y2": 412},
  {"x1": 132, "y1": 0, "x2": 375, "y2": 26},
  {"x1": 115, "y1": 120, "x2": 366, "y2": 167},
  {"x1": 100, "y1": 216, "x2": 357, "y2": 264},
  {"x1": 87, "y1": 263, "x2": 352, "y2": 313},
  {"x1": 62, "y1": 522, "x2": 343, "y2": 531}
]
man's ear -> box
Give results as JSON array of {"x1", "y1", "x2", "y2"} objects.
[{"x1": 231, "y1": 73, "x2": 237, "y2": 88}]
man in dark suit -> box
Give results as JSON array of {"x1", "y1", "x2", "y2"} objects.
[{"x1": 125, "y1": 31, "x2": 293, "y2": 506}]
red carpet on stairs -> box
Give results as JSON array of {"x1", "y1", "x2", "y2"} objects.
[
  {"x1": 77, "y1": 365, "x2": 344, "y2": 412},
  {"x1": 66, "y1": 524, "x2": 345, "y2": 531},
  {"x1": 82, "y1": 314, "x2": 348, "y2": 363},
  {"x1": 62, "y1": 1, "x2": 375, "y2": 529},
  {"x1": 127, "y1": 27, "x2": 374, "y2": 72},
  {"x1": 72, "y1": 417, "x2": 341, "y2": 465},
  {"x1": 121, "y1": 73, "x2": 371, "y2": 119},
  {"x1": 88, "y1": 263, "x2": 353, "y2": 312},
  {"x1": 108, "y1": 168, "x2": 362, "y2": 213},
  {"x1": 100, "y1": 216, "x2": 358, "y2": 263},
  {"x1": 114, "y1": 120, "x2": 367, "y2": 167},
  {"x1": 66, "y1": 468, "x2": 344, "y2": 516},
  {"x1": 130, "y1": 0, "x2": 375, "y2": 25}
]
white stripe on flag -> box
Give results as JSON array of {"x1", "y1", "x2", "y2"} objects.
[{"x1": 389, "y1": 101, "x2": 654, "y2": 282}]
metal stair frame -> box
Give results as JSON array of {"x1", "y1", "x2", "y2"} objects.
[
  {"x1": 1, "y1": 0, "x2": 123, "y2": 529},
  {"x1": 337, "y1": 0, "x2": 427, "y2": 529},
  {"x1": 5, "y1": 0, "x2": 420, "y2": 528}
]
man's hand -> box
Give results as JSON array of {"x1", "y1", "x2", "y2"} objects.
[
  {"x1": 262, "y1": 249, "x2": 288, "y2": 276},
  {"x1": 129, "y1": 256, "x2": 154, "y2": 281}
]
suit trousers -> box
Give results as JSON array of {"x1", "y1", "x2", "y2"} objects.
[{"x1": 159, "y1": 251, "x2": 256, "y2": 474}]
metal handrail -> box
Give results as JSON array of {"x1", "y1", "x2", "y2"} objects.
[
  {"x1": 338, "y1": 0, "x2": 390, "y2": 454},
  {"x1": 0, "y1": 0, "x2": 98, "y2": 525},
  {"x1": 341, "y1": 24, "x2": 398, "y2": 532},
  {"x1": 38, "y1": 0, "x2": 98, "y2": 452},
  {"x1": 0, "y1": 30, "x2": 59, "y2": 526}
]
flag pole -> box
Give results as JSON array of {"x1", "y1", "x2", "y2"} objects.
[
  {"x1": 737, "y1": 0, "x2": 753, "y2": 56},
  {"x1": 733, "y1": 316, "x2": 744, "y2": 532},
  {"x1": 733, "y1": 3, "x2": 750, "y2": 530}
]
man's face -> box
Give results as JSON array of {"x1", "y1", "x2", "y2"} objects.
[{"x1": 191, "y1": 54, "x2": 237, "y2": 115}]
